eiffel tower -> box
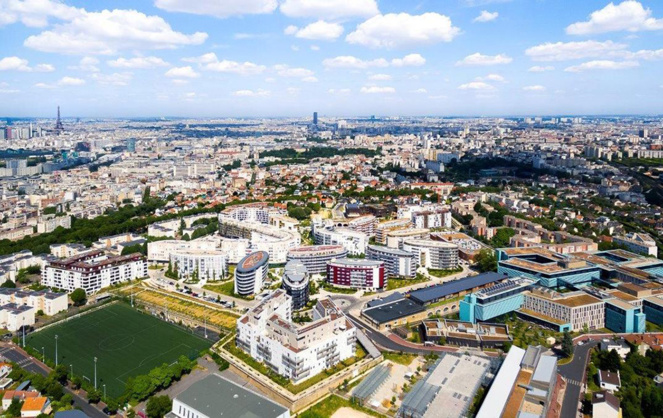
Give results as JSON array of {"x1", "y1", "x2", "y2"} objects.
[{"x1": 54, "y1": 106, "x2": 64, "y2": 135}]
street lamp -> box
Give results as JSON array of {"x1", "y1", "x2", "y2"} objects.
[
  {"x1": 41, "y1": 347, "x2": 45, "y2": 362},
  {"x1": 70, "y1": 364, "x2": 73, "y2": 380},
  {"x1": 103, "y1": 384, "x2": 106, "y2": 399},
  {"x1": 94, "y1": 357, "x2": 97, "y2": 390},
  {"x1": 55, "y1": 335, "x2": 59, "y2": 367}
]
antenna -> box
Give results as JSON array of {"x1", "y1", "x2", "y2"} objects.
[{"x1": 54, "y1": 106, "x2": 64, "y2": 135}]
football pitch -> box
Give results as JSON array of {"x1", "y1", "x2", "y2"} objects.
[{"x1": 25, "y1": 302, "x2": 214, "y2": 398}]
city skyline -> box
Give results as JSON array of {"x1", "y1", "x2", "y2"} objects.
[{"x1": 1, "y1": 0, "x2": 663, "y2": 117}]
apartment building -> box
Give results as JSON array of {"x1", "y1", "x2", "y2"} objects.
[
  {"x1": 236, "y1": 291, "x2": 356, "y2": 384},
  {"x1": 42, "y1": 250, "x2": 147, "y2": 294},
  {"x1": 613, "y1": 233, "x2": 658, "y2": 257},
  {"x1": 366, "y1": 244, "x2": 416, "y2": 277},
  {"x1": 402, "y1": 238, "x2": 459, "y2": 270}
]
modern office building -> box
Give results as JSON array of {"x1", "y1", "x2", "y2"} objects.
[
  {"x1": 236, "y1": 291, "x2": 356, "y2": 384},
  {"x1": 171, "y1": 374, "x2": 290, "y2": 418},
  {"x1": 409, "y1": 272, "x2": 508, "y2": 306},
  {"x1": 366, "y1": 245, "x2": 416, "y2": 277},
  {"x1": 643, "y1": 296, "x2": 663, "y2": 326},
  {"x1": 477, "y1": 346, "x2": 558, "y2": 418},
  {"x1": 281, "y1": 261, "x2": 309, "y2": 310},
  {"x1": 460, "y1": 277, "x2": 536, "y2": 323},
  {"x1": 497, "y1": 247, "x2": 601, "y2": 288},
  {"x1": 169, "y1": 249, "x2": 228, "y2": 282},
  {"x1": 286, "y1": 245, "x2": 347, "y2": 274},
  {"x1": 422, "y1": 319, "x2": 512, "y2": 349},
  {"x1": 42, "y1": 250, "x2": 147, "y2": 294},
  {"x1": 520, "y1": 286, "x2": 605, "y2": 332},
  {"x1": 326, "y1": 258, "x2": 385, "y2": 290},
  {"x1": 402, "y1": 238, "x2": 459, "y2": 270},
  {"x1": 613, "y1": 233, "x2": 658, "y2": 257},
  {"x1": 604, "y1": 299, "x2": 646, "y2": 333},
  {"x1": 234, "y1": 251, "x2": 269, "y2": 296}
]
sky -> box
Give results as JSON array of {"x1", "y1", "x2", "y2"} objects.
[{"x1": 1, "y1": 0, "x2": 663, "y2": 118}]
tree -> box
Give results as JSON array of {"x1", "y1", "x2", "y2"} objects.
[
  {"x1": 70, "y1": 288, "x2": 87, "y2": 306},
  {"x1": 475, "y1": 249, "x2": 497, "y2": 273},
  {"x1": 1, "y1": 279, "x2": 16, "y2": 288},
  {"x1": 146, "y1": 395, "x2": 172, "y2": 418},
  {"x1": 87, "y1": 388, "x2": 101, "y2": 404},
  {"x1": 561, "y1": 331, "x2": 574, "y2": 358},
  {"x1": 7, "y1": 399, "x2": 23, "y2": 417}
]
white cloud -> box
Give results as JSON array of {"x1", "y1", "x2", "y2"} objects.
[
  {"x1": 274, "y1": 65, "x2": 314, "y2": 78},
  {"x1": 628, "y1": 48, "x2": 663, "y2": 60},
  {"x1": 92, "y1": 72, "x2": 133, "y2": 86},
  {"x1": 34, "y1": 83, "x2": 54, "y2": 89},
  {"x1": 24, "y1": 9, "x2": 207, "y2": 55},
  {"x1": 69, "y1": 56, "x2": 99, "y2": 72},
  {"x1": 458, "y1": 81, "x2": 494, "y2": 90},
  {"x1": 456, "y1": 53, "x2": 512, "y2": 66},
  {"x1": 346, "y1": 13, "x2": 460, "y2": 49},
  {"x1": 0, "y1": 0, "x2": 83, "y2": 28},
  {"x1": 233, "y1": 89, "x2": 270, "y2": 97},
  {"x1": 108, "y1": 56, "x2": 169, "y2": 69},
  {"x1": 286, "y1": 21, "x2": 344, "y2": 41},
  {"x1": 360, "y1": 86, "x2": 395, "y2": 94},
  {"x1": 525, "y1": 40, "x2": 628, "y2": 62},
  {"x1": 564, "y1": 60, "x2": 639, "y2": 72},
  {"x1": 566, "y1": 1, "x2": 663, "y2": 35},
  {"x1": 523, "y1": 85, "x2": 546, "y2": 91},
  {"x1": 528, "y1": 65, "x2": 555, "y2": 72},
  {"x1": 185, "y1": 53, "x2": 266, "y2": 75},
  {"x1": 33, "y1": 64, "x2": 55, "y2": 72},
  {"x1": 310, "y1": 45, "x2": 320, "y2": 51},
  {"x1": 0, "y1": 56, "x2": 53, "y2": 72},
  {"x1": 412, "y1": 88, "x2": 427, "y2": 94},
  {"x1": 391, "y1": 53, "x2": 426, "y2": 67},
  {"x1": 473, "y1": 10, "x2": 498, "y2": 23},
  {"x1": 369, "y1": 74, "x2": 392, "y2": 81},
  {"x1": 154, "y1": 0, "x2": 277, "y2": 18},
  {"x1": 58, "y1": 76, "x2": 85, "y2": 86},
  {"x1": 323, "y1": 56, "x2": 388, "y2": 69},
  {"x1": 171, "y1": 79, "x2": 189, "y2": 85},
  {"x1": 165, "y1": 66, "x2": 200, "y2": 78},
  {"x1": 477, "y1": 74, "x2": 505, "y2": 82},
  {"x1": 328, "y1": 88, "x2": 351, "y2": 94},
  {"x1": 280, "y1": 0, "x2": 378, "y2": 19},
  {"x1": 302, "y1": 76, "x2": 318, "y2": 82}
]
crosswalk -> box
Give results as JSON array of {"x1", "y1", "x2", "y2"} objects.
[{"x1": 566, "y1": 378, "x2": 583, "y2": 387}]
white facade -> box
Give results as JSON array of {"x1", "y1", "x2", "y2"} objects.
[
  {"x1": 147, "y1": 239, "x2": 217, "y2": 263},
  {"x1": 613, "y1": 233, "x2": 658, "y2": 257},
  {"x1": 219, "y1": 218, "x2": 300, "y2": 263},
  {"x1": 0, "y1": 289, "x2": 67, "y2": 317},
  {"x1": 0, "y1": 304, "x2": 35, "y2": 332},
  {"x1": 313, "y1": 226, "x2": 368, "y2": 256},
  {"x1": 42, "y1": 250, "x2": 147, "y2": 294},
  {"x1": 236, "y1": 291, "x2": 356, "y2": 384},
  {"x1": 402, "y1": 239, "x2": 459, "y2": 270},
  {"x1": 170, "y1": 250, "x2": 227, "y2": 282}
]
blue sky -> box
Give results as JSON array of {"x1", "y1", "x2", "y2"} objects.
[{"x1": 1, "y1": 0, "x2": 662, "y2": 117}]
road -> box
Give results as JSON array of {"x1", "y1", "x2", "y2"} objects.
[
  {"x1": 0, "y1": 344, "x2": 106, "y2": 418},
  {"x1": 558, "y1": 341, "x2": 598, "y2": 418}
]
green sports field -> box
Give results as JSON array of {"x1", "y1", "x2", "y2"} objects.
[{"x1": 25, "y1": 303, "x2": 213, "y2": 398}]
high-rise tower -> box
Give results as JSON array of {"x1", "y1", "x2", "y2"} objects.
[{"x1": 54, "y1": 106, "x2": 64, "y2": 135}]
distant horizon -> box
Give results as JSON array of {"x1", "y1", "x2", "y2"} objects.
[{"x1": 2, "y1": 1, "x2": 663, "y2": 116}]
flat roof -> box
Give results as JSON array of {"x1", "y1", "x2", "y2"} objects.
[
  {"x1": 362, "y1": 297, "x2": 425, "y2": 324},
  {"x1": 236, "y1": 251, "x2": 269, "y2": 273},
  {"x1": 477, "y1": 346, "x2": 526, "y2": 418},
  {"x1": 409, "y1": 272, "x2": 508, "y2": 304},
  {"x1": 176, "y1": 374, "x2": 288, "y2": 418}
]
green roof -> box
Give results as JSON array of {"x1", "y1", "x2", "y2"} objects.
[{"x1": 176, "y1": 374, "x2": 289, "y2": 418}]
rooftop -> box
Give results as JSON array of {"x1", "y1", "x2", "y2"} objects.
[
  {"x1": 362, "y1": 297, "x2": 425, "y2": 324},
  {"x1": 409, "y1": 272, "x2": 508, "y2": 304}
]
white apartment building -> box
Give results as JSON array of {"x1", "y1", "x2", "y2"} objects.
[
  {"x1": 36, "y1": 215, "x2": 71, "y2": 234},
  {"x1": 402, "y1": 238, "x2": 459, "y2": 270},
  {"x1": 49, "y1": 243, "x2": 88, "y2": 259},
  {"x1": 522, "y1": 287, "x2": 605, "y2": 332},
  {"x1": 375, "y1": 218, "x2": 413, "y2": 244},
  {"x1": 412, "y1": 210, "x2": 451, "y2": 230},
  {"x1": 170, "y1": 250, "x2": 227, "y2": 281},
  {"x1": 613, "y1": 233, "x2": 658, "y2": 257},
  {"x1": 0, "y1": 288, "x2": 68, "y2": 317},
  {"x1": 147, "y1": 239, "x2": 217, "y2": 263},
  {"x1": 219, "y1": 217, "x2": 300, "y2": 264},
  {"x1": 313, "y1": 226, "x2": 368, "y2": 256},
  {"x1": 42, "y1": 250, "x2": 147, "y2": 294},
  {"x1": 0, "y1": 304, "x2": 34, "y2": 332},
  {"x1": 236, "y1": 291, "x2": 356, "y2": 384}
]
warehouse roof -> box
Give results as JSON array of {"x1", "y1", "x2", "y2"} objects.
[{"x1": 408, "y1": 272, "x2": 508, "y2": 304}]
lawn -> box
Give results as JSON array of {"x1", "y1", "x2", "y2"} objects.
[
  {"x1": 25, "y1": 303, "x2": 214, "y2": 398},
  {"x1": 124, "y1": 288, "x2": 239, "y2": 330},
  {"x1": 385, "y1": 276, "x2": 429, "y2": 291},
  {"x1": 383, "y1": 352, "x2": 417, "y2": 366},
  {"x1": 203, "y1": 280, "x2": 254, "y2": 300}
]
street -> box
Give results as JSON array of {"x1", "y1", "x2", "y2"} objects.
[
  {"x1": 558, "y1": 340, "x2": 598, "y2": 418},
  {"x1": 0, "y1": 343, "x2": 106, "y2": 418}
]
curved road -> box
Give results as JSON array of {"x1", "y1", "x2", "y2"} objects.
[{"x1": 558, "y1": 341, "x2": 598, "y2": 418}]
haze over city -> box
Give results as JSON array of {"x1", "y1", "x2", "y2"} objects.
[{"x1": 1, "y1": 0, "x2": 663, "y2": 116}]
